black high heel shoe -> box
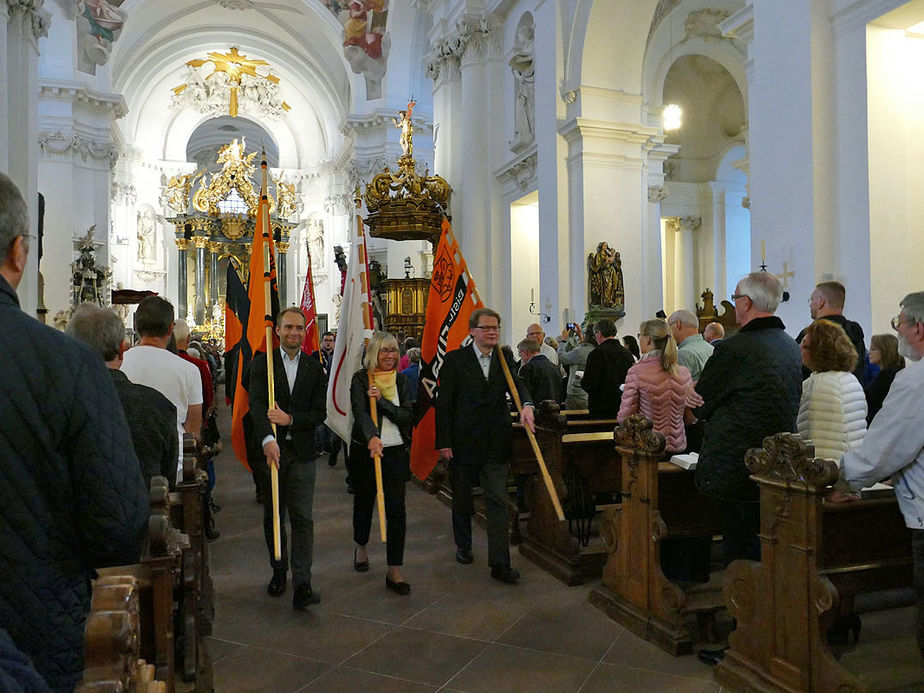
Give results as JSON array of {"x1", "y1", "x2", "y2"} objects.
[{"x1": 353, "y1": 547, "x2": 369, "y2": 573}]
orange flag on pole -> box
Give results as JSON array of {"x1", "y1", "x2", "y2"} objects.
[
  {"x1": 229, "y1": 157, "x2": 280, "y2": 469},
  {"x1": 410, "y1": 218, "x2": 483, "y2": 481}
]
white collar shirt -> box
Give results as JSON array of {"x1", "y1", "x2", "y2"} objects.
[
  {"x1": 472, "y1": 341, "x2": 492, "y2": 380},
  {"x1": 281, "y1": 348, "x2": 300, "y2": 394}
]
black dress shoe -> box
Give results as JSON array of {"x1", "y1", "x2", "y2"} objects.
[
  {"x1": 697, "y1": 647, "x2": 727, "y2": 666},
  {"x1": 490, "y1": 565, "x2": 520, "y2": 584},
  {"x1": 455, "y1": 548, "x2": 474, "y2": 564},
  {"x1": 354, "y1": 547, "x2": 369, "y2": 573},
  {"x1": 293, "y1": 583, "x2": 321, "y2": 609},
  {"x1": 267, "y1": 569, "x2": 287, "y2": 597},
  {"x1": 328, "y1": 452, "x2": 338, "y2": 467},
  {"x1": 385, "y1": 577, "x2": 411, "y2": 595}
]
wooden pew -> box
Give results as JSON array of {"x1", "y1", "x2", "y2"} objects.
[
  {"x1": 518, "y1": 405, "x2": 622, "y2": 585},
  {"x1": 715, "y1": 433, "x2": 913, "y2": 692},
  {"x1": 77, "y1": 575, "x2": 165, "y2": 692},
  {"x1": 588, "y1": 415, "x2": 725, "y2": 655},
  {"x1": 98, "y1": 476, "x2": 187, "y2": 692}
]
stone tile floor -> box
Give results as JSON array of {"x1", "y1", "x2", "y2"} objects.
[{"x1": 206, "y1": 403, "x2": 923, "y2": 691}]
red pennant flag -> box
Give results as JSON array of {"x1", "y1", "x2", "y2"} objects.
[
  {"x1": 410, "y1": 219, "x2": 483, "y2": 480},
  {"x1": 230, "y1": 156, "x2": 280, "y2": 470},
  {"x1": 300, "y1": 250, "x2": 321, "y2": 356}
]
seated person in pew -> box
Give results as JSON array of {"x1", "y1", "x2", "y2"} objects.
[
  {"x1": 694, "y1": 271, "x2": 803, "y2": 565},
  {"x1": 67, "y1": 303, "x2": 180, "y2": 489},
  {"x1": 0, "y1": 173, "x2": 149, "y2": 693},
  {"x1": 617, "y1": 319, "x2": 702, "y2": 453},
  {"x1": 837, "y1": 291, "x2": 924, "y2": 659},
  {"x1": 797, "y1": 319, "x2": 867, "y2": 497}
]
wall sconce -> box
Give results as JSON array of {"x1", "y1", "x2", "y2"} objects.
[{"x1": 528, "y1": 288, "x2": 551, "y2": 324}]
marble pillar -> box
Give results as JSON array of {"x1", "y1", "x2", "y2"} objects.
[
  {"x1": 194, "y1": 236, "x2": 207, "y2": 325},
  {"x1": 208, "y1": 241, "x2": 220, "y2": 314},
  {"x1": 668, "y1": 216, "x2": 700, "y2": 312},
  {"x1": 176, "y1": 239, "x2": 190, "y2": 319},
  {"x1": 277, "y1": 241, "x2": 289, "y2": 307}
]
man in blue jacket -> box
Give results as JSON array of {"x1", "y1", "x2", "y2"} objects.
[{"x1": 0, "y1": 173, "x2": 149, "y2": 691}]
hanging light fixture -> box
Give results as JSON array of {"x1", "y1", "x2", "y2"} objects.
[{"x1": 663, "y1": 3, "x2": 682, "y2": 132}]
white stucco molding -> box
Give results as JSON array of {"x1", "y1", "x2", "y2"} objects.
[
  {"x1": 38, "y1": 130, "x2": 120, "y2": 166},
  {"x1": 39, "y1": 79, "x2": 128, "y2": 118},
  {"x1": 423, "y1": 12, "x2": 501, "y2": 78},
  {"x1": 832, "y1": 0, "x2": 908, "y2": 37},
  {"x1": 6, "y1": 0, "x2": 51, "y2": 40},
  {"x1": 495, "y1": 146, "x2": 537, "y2": 193}
]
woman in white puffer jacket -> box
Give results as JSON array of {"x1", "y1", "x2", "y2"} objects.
[{"x1": 797, "y1": 319, "x2": 867, "y2": 460}]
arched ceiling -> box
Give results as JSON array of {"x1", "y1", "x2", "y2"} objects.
[{"x1": 108, "y1": 0, "x2": 357, "y2": 168}]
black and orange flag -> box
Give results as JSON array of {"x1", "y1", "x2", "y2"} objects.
[
  {"x1": 410, "y1": 218, "x2": 483, "y2": 480},
  {"x1": 223, "y1": 258, "x2": 249, "y2": 407},
  {"x1": 229, "y1": 155, "x2": 280, "y2": 470}
]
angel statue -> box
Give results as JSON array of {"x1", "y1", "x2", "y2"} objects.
[{"x1": 159, "y1": 169, "x2": 203, "y2": 215}]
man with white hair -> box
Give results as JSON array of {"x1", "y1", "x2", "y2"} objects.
[
  {"x1": 703, "y1": 322, "x2": 725, "y2": 345},
  {"x1": 837, "y1": 291, "x2": 924, "y2": 658},
  {"x1": 668, "y1": 309, "x2": 713, "y2": 382},
  {"x1": 693, "y1": 272, "x2": 802, "y2": 565}
]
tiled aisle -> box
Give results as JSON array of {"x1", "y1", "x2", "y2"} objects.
[{"x1": 205, "y1": 402, "x2": 921, "y2": 692}]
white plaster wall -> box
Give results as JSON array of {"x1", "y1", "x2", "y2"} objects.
[
  {"x1": 867, "y1": 25, "x2": 924, "y2": 336},
  {"x1": 510, "y1": 193, "x2": 540, "y2": 343}
]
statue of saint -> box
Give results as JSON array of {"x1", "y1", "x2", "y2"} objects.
[
  {"x1": 392, "y1": 99, "x2": 416, "y2": 158},
  {"x1": 509, "y1": 22, "x2": 535, "y2": 146},
  {"x1": 136, "y1": 209, "x2": 155, "y2": 263},
  {"x1": 588, "y1": 242, "x2": 624, "y2": 309}
]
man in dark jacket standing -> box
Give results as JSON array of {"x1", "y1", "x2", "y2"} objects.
[
  {"x1": 797, "y1": 281, "x2": 868, "y2": 383},
  {"x1": 249, "y1": 307, "x2": 327, "y2": 609},
  {"x1": 581, "y1": 318, "x2": 634, "y2": 417},
  {"x1": 694, "y1": 271, "x2": 802, "y2": 565},
  {"x1": 436, "y1": 308, "x2": 535, "y2": 584},
  {"x1": 517, "y1": 338, "x2": 562, "y2": 403},
  {"x1": 0, "y1": 173, "x2": 149, "y2": 691}
]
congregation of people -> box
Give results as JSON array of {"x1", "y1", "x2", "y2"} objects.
[{"x1": 2, "y1": 166, "x2": 924, "y2": 691}]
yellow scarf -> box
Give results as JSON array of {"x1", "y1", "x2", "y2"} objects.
[{"x1": 372, "y1": 369, "x2": 398, "y2": 404}]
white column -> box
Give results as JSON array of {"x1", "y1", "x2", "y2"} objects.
[
  {"x1": 671, "y1": 216, "x2": 700, "y2": 311},
  {"x1": 4, "y1": 1, "x2": 49, "y2": 315}
]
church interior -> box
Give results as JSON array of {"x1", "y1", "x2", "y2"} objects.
[{"x1": 3, "y1": 0, "x2": 924, "y2": 690}]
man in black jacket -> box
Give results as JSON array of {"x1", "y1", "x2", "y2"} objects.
[
  {"x1": 797, "y1": 281, "x2": 868, "y2": 383},
  {"x1": 249, "y1": 307, "x2": 327, "y2": 609},
  {"x1": 517, "y1": 337, "x2": 562, "y2": 404},
  {"x1": 580, "y1": 318, "x2": 634, "y2": 417},
  {"x1": 0, "y1": 173, "x2": 149, "y2": 691},
  {"x1": 66, "y1": 302, "x2": 179, "y2": 488},
  {"x1": 694, "y1": 272, "x2": 802, "y2": 565},
  {"x1": 435, "y1": 308, "x2": 535, "y2": 584}
]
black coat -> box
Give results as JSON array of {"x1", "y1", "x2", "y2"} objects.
[
  {"x1": 435, "y1": 344, "x2": 532, "y2": 464},
  {"x1": 580, "y1": 338, "x2": 635, "y2": 417},
  {"x1": 349, "y1": 369, "x2": 414, "y2": 448},
  {"x1": 694, "y1": 316, "x2": 803, "y2": 501},
  {"x1": 0, "y1": 276, "x2": 149, "y2": 692},
  {"x1": 249, "y1": 349, "x2": 327, "y2": 461},
  {"x1": 519, "y1": 354, "x2": 562, "y2": 404}
]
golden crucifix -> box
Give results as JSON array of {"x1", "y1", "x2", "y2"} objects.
[{"x1": 172, "y1": 47, "x2": 290, "y2": 117}]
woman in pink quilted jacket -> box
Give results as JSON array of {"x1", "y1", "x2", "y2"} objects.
[{"x1": 617, "y1": 319, "x2": 703, "y2": 452}]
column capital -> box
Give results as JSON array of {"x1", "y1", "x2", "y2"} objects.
[
  {"x1": 459, "y1": 14, "x2": 502, "y2": 67},
  {"x1": 7, "y1": 0, "x2": 51, "y2": 41},
  {"x1": 207, "y1": 241, "x2": 222, "y2": 254},
  {"x1": 193, "y1": 235, "x2": 209, "y2": 249},
  {"x1": 175, "y1": 238, "x2": 192, "y2": 251},
  {"x1": 276, "y1": 241, "x2": 290, "y2": 253},
  {"x1": 678, "y1": 216, "x2": 702, "y2": 232},
  {"x1": 647, "y1": 185, "x2": 669, "y2": 204}
]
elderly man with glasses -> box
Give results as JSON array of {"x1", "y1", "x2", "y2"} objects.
[
  {"x1": 836, "y1": 292, "x2": 924, "y2": 659},
  {"x1": 693, "y1": 272, "x2": 803, "y2": 567}
]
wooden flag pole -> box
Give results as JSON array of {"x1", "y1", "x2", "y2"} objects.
[
  {"x1": 442, "y1": 216, "x2": 564, "y2": 522},
  {"x1": 261, "y1": 153, "x2": 282, "y2": 562},
  {"x1": 356, "y1": 192, "x2": 387, "y2": 542}
]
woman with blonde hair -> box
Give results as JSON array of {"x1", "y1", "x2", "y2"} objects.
[
  {"x1": 348, "y1": 331, "x2": 414, "y2": 595},
  {"x1": 797, "y1": 319, "x2": 867, "y2": 461},
  {"x1": 617, "y1": 319, "x2": 702, "y2": 453}
]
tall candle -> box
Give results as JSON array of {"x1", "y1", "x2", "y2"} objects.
[{"x1": 761, "y1": 240, "x2": 766, "y2": 263}]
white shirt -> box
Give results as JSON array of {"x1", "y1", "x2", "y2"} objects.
[
  {"x1": 472, "y1": 341, "x2": 492, "y2": 379},
  {"x1": 121, "y1": 345, "x2": 203, "y2": 464},
  {"x1": 261, "y1": 349, "x2": 300, "y2": 446}
]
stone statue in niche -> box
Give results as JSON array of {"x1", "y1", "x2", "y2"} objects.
[
  {"x1": 588, "y1": 241, "x2": 625, "y2": 312},
  {"x1": 509, "y1": 21, "x2": 535, "y2": 151},
  {"x1": 136, "y1": 209, "x2": 156, "y2": 264},
  {"x1": 307, "y1": 219, "x2": 324, "y2": 272},
  {"x1": 75, "y1": 0, "x2": 128, "y2": 75}
]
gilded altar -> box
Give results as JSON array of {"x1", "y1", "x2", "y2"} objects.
[{"x1": 162, "y1": 138, "x2": 298, "y2": 335}]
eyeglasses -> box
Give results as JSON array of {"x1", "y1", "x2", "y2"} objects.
[
  {"x1": 730, "y1": 293, "x2": 749, "y2": 302},
  {"x1": 891, "y1": 315, "x2": 905, "y2": 331},
  {"x1": 474, "y1": 325, "x2": 499, "y2": 332}
]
